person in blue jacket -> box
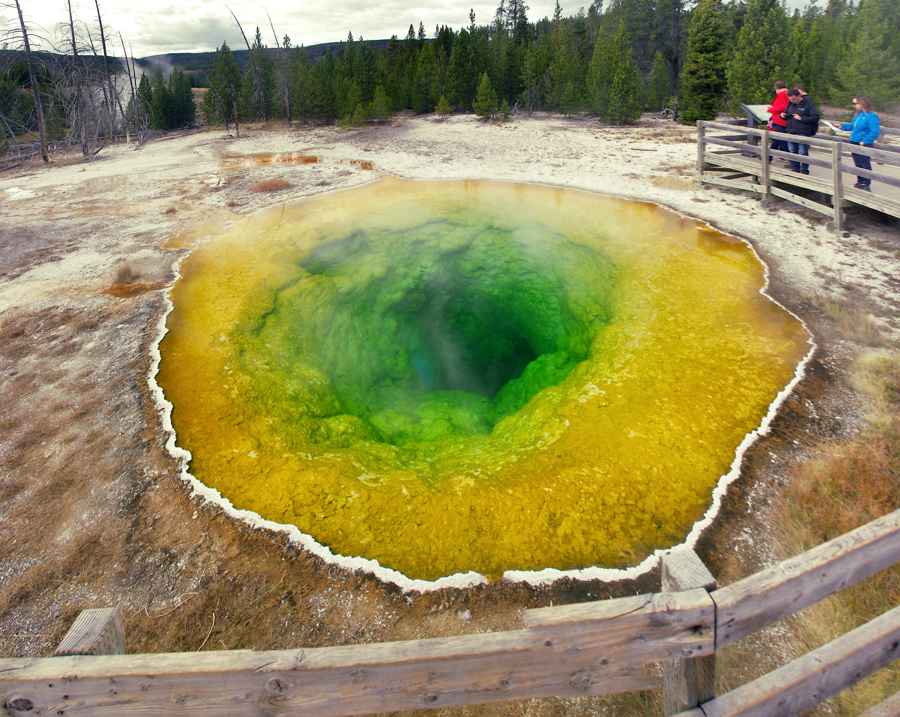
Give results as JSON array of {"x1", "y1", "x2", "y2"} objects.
[{"x1": 841, "y1": 96, "x2": 881, "y2": 191}]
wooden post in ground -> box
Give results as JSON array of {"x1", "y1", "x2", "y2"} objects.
[
  {"x1": 54, "y1": 607, "x2": 125, "y2": 656},
  {"x1": 661, "y1": 550, "x2": 718, "y2": 716},
  {"x1": 696, "y1": 123, "x2": 706, "y2": 183},
  {"x1": 832, "y1": 141, "x2": 844, "y2": 233},
  {"x1": 759, "y1": 129, "x2": 771, "y2": 203}
]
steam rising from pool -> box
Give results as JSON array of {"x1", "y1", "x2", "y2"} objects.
[{"x1": 156, "y1": 179, "x2": 810, "y2": 583}]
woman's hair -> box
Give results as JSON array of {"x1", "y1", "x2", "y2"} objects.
[
  {"x1": 774, "y1": 80, "x2": 787, "y2": 90},
  {"x1": 856, "y1": 96, "x2": 873, "y2": 111}
]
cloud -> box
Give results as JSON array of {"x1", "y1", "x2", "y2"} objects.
[{"x1": 13, "y1": 0, "x2": 810, "y2": 58}]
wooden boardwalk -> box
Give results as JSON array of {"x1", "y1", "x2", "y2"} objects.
[
  {"x1": 1, "y1": 508, "x2": 899, "y2": 716},
  {"x1": 698, "y1": 121, "x2": 900, "y2": 232}
]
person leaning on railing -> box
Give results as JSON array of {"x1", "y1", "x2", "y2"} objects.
[
  {"x1": 841, "y1": 96, "x2": 881, "y2": 192},
  {"x1": 767, "y1": 80, "x2": 790, "y2": 159},
  {"x1": 782, "y1": 88, "x2": 820, "y2": 175}
]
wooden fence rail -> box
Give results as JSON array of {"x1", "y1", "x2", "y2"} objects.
[
  {"x1": 2, "y1": 508, "x2": 899, "y2": 717},
  {"x1": 697, "y1": 120, "x2": 900, "y2": 232}
]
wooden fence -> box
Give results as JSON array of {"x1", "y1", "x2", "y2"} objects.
[
  {"x1": 697, "y1": 121, "x2": 900, "y2": 232},
  {"x1": 1, "y1": 508, "x2": 898, "y2": 716}
]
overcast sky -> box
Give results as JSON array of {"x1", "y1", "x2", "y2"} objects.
[{"x1": 12, "y1": 0, "x2": 809, "y2": 58}]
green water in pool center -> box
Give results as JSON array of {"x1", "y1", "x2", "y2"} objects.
[
  {"x1": 245, "y1": 218, "x2": 615, "y2": 445},
  {"x1": 159, "y1": 179, "x2": 810, "y2": 580}
]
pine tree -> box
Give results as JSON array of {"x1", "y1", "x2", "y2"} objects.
[
  {"x1": 679, "y1": 0, "x2": 728, "y2": 123},
  {"x1": 149, "y1": 73, "x2": 170, "y2": 130},
  {"x1": 241, "y1": 27, "x2": 276, "y2": 120},
  {"x1": 436, "y1": 94, "x2": 453, "y2": 114},
  {"x1": 412, "y1": 43, "x2": 437, "y2": 113},
  {"x1": 726, "y1": 0, "x2": 793, "y2": 109},
  {"x1": 587, "y1": 25, "x2": 613, "y2": 116},
  {"x1": 351, "y1": 102, "x2": 368, "y2": 126},
  {"x1": 473, "y1": 71, "x2": 498, "y2": 117},
  {"x1": 446, "y1": 29, "x2": 474, "y2": 108},
  {"x1": 606, "y1": 21, "x2": 641, "y2": 124},
  {"x1": 836, "y1": 0, "x2": 900, "y2": 107},
  {"x1": 647, "y1": 50, "x2": 671, "y2": 110},
  {"x1": 208, "y1": 42, "x2": 242, "y2": 133},
  {"x1": 137, "y1": 73, "x2": 153, "y2": 124},
  {"x1": 370, "y1": 84, "x2": 392, "y2": 120}
]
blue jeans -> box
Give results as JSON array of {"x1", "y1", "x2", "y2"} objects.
[
  {"x1": 850, "y1": 142, "x2": 872, "y2": 187},
  {"x1": 789, "y1": 141, "x2": 809, "y2": 173}
]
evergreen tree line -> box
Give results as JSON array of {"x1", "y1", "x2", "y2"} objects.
[
  {"x1": 133, "y1": 68, "x2": 196, "y2": 131},
  {"x1": 202, "y1": 0, "x2": 898, "y2": 129}
]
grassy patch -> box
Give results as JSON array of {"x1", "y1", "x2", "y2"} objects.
[{"x1": 776, "y1": 351, "x2": 899, "y2": 715}]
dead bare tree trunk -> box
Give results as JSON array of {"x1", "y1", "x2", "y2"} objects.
[
  {"x1": 119, "y1": 34, "x2": 137, "y2": 137},
  {"x1": 266, "y1": 11, "x2": 292, "y2": 124},
  {"x1": 65, "y1": 0, "x2": 90, "y2": 156},
  {"x1": 227, "y1": 6, "x2": 252, "y2": 138},
  {"x1": 13, "y1": 0, "x2": 49, "y2": 162},
  {"x1": 93, "y1": 0, "x2": 129, "y2": 143}
]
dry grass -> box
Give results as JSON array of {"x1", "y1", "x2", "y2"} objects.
[
  {"x1": 351, "y1": 159, "x2": 376, "y2": 171},
  {"x1": 249, "y1": 178, "x2": 292, "y2": 193},
  {"x1": 776, "y1": 352, "x2": 899, "y2": 715},
  {"x1": 817, "y1": 299, "x2": 890, "y2": 349}
]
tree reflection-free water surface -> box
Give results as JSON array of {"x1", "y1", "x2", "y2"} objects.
[{"x1": 158, "y1": 179, "x2": 809, "y2": 580}]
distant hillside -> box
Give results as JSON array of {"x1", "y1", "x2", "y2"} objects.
[{"x1": 1, "y1": 39, "x2": 393, "y2": 86}]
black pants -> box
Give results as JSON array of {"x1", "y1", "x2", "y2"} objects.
[
  {"x1": 769, "y1": 133, "x2": 789, "y2": 162},
  {"x1": 850, "y1": 142, "x2": 872, "y2": 188}
]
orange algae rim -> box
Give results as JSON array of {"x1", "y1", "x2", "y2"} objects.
[{"x1": 147, "y1": 177, "x2": 816, "y2": 592}]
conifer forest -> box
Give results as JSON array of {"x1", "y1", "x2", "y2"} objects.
[{"x1": 1, "y1": 0, "x2": 899, "y2": 150}]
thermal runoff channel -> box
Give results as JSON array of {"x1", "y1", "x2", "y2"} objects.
[{"x1": 158, "y1": 179, "x2": 809, "y2": 581}]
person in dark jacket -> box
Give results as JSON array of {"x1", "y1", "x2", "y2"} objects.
[
  {"x1": 841, "y1": 96, "x2": 881, "y2": 191},
  {"x1": 782, "y1": 89, "x2": 820, "y2": 174}
]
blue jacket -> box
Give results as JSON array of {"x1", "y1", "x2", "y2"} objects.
[{"x1": 841, "y1": 111, "x2": 881, "y2": 145}]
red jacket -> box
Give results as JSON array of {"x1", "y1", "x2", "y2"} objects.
[{"x1": 767, "y1": 89, "x2": 789, "y2": 128}]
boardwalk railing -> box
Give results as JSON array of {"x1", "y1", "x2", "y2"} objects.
[
  {"x1": 2, "y1": 509, "x2": 899, "y2": 717},
  {"x1": 697, "y1": 120, "x2": 900, "y2": 232}
]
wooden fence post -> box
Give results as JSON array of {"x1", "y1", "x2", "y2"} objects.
[
  {"x1": 697, "y1": 122, "x2": 706, "y2": 182},
  {"x1": 832, "y1": 141, "x2": 844, "y2": 234},
  {"x1": 662, "y1": 550, "x2": 718, "y2": 716},
  {"x1": 759, "y1": 129, "x2": 771, "y2": 202},
  {"x1": 54, "y1": 607, "x2": 125, "y2": 656}
]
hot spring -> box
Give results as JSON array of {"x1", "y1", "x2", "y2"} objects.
[{"x1": 156, "y1": 179, "x2": 810, "y2": 583}]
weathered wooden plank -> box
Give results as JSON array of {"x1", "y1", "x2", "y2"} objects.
[
  {"x1": 699, "y1": 605, "x2": 900, "y2": 717},
  {"x1": 700, "y1": 175, "x2": 764, "y2": 194},
  {"x1": 0, "y1": 591, "x2": 714, "y2": 717},
  {"x1": 704, "y1": 136, "x2": 760, "y2": 154},
  {"x1": 834, "y1": 141, "x2": 900, "y2": 165},
  {"x1": 844, "y1": 186, "x2": 900, "y2": 216},
  {"x1": 661, "y1": 551, "x2": 718, "y2": 716},
  {"x1": 858, "y1": 690, "x2": 900, "y2": 717},
  {"x1": 832, "y1": 142, "x2": 844, "y2": 233},
  {"x1": 759, "y1": 130, "x2": 771, "y2": 200},
  {"x1": 714, "y1": 508, "x2": 900, "y2": 647},
  {"x1": 839, "y1": 164, "x2": 900, "y2": 191},
  {"x1": 769, "y1": 167, "x2": 835, "y2": 195},
  {"x1": 525, "y1": 588, "x2": 715, "y2": 662},
  {"x1": 769, "y1": 187, "x2": 835, "y2": 216},
  {"x1": 54, "y1": 608, "x2": 125, "y2": 657},
  {"x1": 767, "y1": 146, "x2": 832, "y2": 170}
]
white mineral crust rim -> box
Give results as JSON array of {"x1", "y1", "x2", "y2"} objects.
[{"x1": 147, "y1": 181, "x2": 816, "y2": 592}]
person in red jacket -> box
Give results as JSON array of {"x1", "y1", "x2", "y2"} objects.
[{"x1": 767, "y1": 80, "x2": 790, "y2": 159}]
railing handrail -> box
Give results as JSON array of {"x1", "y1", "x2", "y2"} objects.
[{"x1": 1, "y1": 508, "x2": 898, "y2": 717}]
